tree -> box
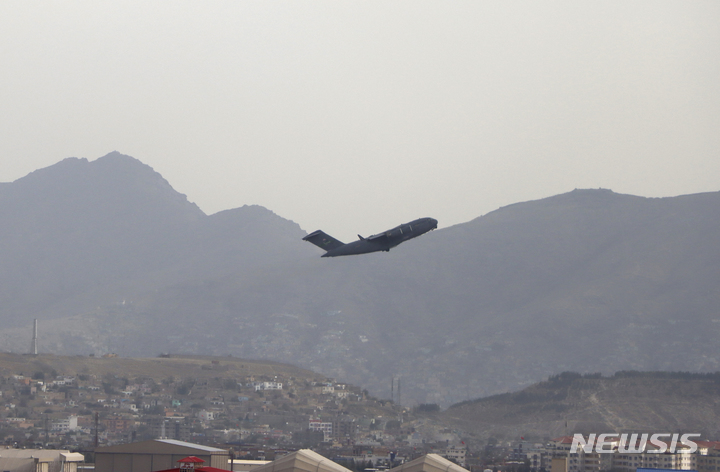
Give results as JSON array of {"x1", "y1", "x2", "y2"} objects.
[
  {"x1": 102, "y1": 382, "x2": 117, "y2": 395},
  {"x1": 144, "y1": 405, "x2": 164, "y2": 415},
  {"x1": 415, "y1": 403, "x2": 441, "y2": 413},
  {"x1": 292, "y1": 430, "x2": 324, "y2": 448},
  {"x1": 385, "y1": 420, "x2": 401, "y2": 430},
  {"x1": 176, "y1": 380, "x2": 194, "y2": 396}
]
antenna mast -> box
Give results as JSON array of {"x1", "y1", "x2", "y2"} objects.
[
  {"x1": 30, "y1": 319, "x2": 38, "y2": 355},
  {"x1": 397, "y1": 377, "x2": 401, "y2": 406}
]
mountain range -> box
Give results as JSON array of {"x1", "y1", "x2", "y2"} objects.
[
  {"x1": 1, "y1": 152, "x2": 719, "y2": 406},
  {"x1": 440, "y1": 371, "x2": 720, "y2": 440}
]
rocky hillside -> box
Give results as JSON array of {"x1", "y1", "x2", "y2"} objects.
[
  {"x1": 2, "y1": 153, "x2": 720, "y2": 406},
  {"x1": 438, "y1": 371, "x2": 720, "y2": 441}
]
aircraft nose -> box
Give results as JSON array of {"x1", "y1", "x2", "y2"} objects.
[{"x1": 429, "y1": 218, "x2": 438, "y2": 229}]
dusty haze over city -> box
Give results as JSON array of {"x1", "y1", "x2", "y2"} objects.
[{"x1": 1, "y1": 1, "x2": 719, "y2": 240}]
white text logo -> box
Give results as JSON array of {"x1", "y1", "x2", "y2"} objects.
[{"x1": 569, "y1": 433, "x2": 700, "y2": 454}]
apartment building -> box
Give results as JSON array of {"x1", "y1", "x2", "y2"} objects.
[
  {"x1": 444, "y1": 445, "x2": 467, "y2": 467},
  {"x1": 543, "y1": 436, "x2": 698, "y2": 472},
  {"x1": 308, "y1": 420, "x2": 333, "y2": 441}
]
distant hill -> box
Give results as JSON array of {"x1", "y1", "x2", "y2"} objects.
[
  {"x1": 0, "y1": 352, "x2": 320, "y2": 383},
  {"x1": 2, "y1": 153, "x2": 720, "y2": 407},
  {"x1": 0, "y1": 152, "x2": 306, "y2": 326},
  {"x1": 437, "y1": 371, "x2": 720, "y2": 441}
]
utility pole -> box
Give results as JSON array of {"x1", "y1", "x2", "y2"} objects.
[{"x1": 397, "y1": 377, "x2": 401, "y2": 407}]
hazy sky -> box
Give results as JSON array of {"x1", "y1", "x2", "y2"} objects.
[{"x1": 1, "y1": 1, "x2": 719, "y2": 241}]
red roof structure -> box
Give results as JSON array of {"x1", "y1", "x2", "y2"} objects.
[
  {"x1": 154, "y1": 467, "x2": 228, "y2": 472},
  {"x1": 154, "y1": 456, "x2": 228, "y2": 472}
]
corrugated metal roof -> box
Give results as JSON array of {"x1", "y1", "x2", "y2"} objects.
[
  {"x1": 250, "y1": 449, "x2": 352, "y2": 472},
  {"x1": 0, "y1": 457, "x2": 38, "y2": 472},
  {"x1": 157, "y1": 439, "x2": 226, "y2": 452},
  {"x1": 388, "y1": 454, "x2": 469, "y2": 472},
  {"x1": 0, "y1": 449, "x2": 72, "y2": 460},
  {"x1": 95, "y1": 439, "x2": 229, "y2": 454},
  {"x1": 61, "y1": 453, "x2": 86, "y2": 462},
  {"x1": 0, "y1": 449, "x2": 83, "y2": 472}
]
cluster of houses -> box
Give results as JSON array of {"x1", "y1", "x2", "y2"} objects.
[
  {"x1": 0, "y1": 367, "x2": 464, "y2": 461},
  {"x1": 510, "y1": 435, "x2": 720, "y2": 472},
  {"x1": 1, "y1": 371, "x2": 367, "y2": 446},
  {"x1": 12, "y1": 367, "x2": 720, "y2": 472}
]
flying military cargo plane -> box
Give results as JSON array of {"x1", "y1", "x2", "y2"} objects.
[{"x1": 302, "y1": 217, "x2": 438, "y2": 257}]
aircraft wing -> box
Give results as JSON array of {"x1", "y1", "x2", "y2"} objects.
[{"x1": 365, "y1": 232, "x2": 390, "y2": 242}]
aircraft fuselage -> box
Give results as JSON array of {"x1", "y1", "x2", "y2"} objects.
[{"x1": 302, "y1": 217, "x2": 438, "y2": 257}]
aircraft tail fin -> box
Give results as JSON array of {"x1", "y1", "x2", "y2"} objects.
[{"x1": 302, "y1": 230, "x2": 345, "y2": 252}]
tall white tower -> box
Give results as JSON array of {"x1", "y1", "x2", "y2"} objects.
[{"x1": 30, "y1": 319, "x2": 38, "y2": 355}]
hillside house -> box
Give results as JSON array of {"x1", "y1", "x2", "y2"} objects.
[
  {"x1": 443, "y1": 445, "x2": 467, "y2": 467},
  {"x1": 198, "y1": 410, "x2": 215, "y2": 422},
  {"x1": 254, "y1": 382, "x2": 282, "y2": 392},
  {"x1": 308, "y1": 420, "x2": 333, "y2": 441},
  {"x1": 51, "y1": 415, "x2": 78, "y2": 432}
]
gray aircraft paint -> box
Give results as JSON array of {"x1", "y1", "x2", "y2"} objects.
[{"x1": 303, "y1": 217, "x2": 438, "y2": 257}]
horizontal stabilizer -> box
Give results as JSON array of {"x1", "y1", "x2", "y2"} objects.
[{"x1": 302, "y1": 230, "x2": 345, "y2": 252}]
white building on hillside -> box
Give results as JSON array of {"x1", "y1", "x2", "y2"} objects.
[
  {"x1": 51, "y1": 415, "x2": 78, "y2": 432},
  {"x1": 309, "y1": 420, "x2": 333, "y2": 441},
  {"x1": 444, "y1": 445, "x2": 467, "y2": 467},
  {"x1": 254, "y1": 382, "x2": 282, "y2": 391}
]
